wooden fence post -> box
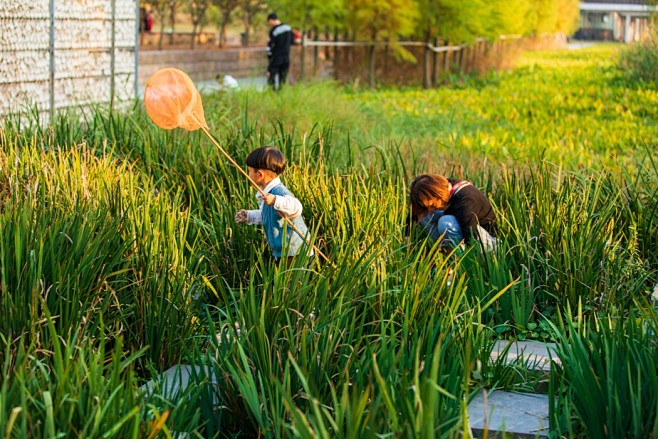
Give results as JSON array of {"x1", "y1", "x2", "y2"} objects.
[
  {"x1": 443, "y1": 45, "x2": 451, "y2": 76},
  {"x1": 423, "y1": 42, "x2": 431, "y2": 89},
  {"x1": 300, "y1": 31, "x2": 306, "y2": 81},
  {"x1": 432, "y1": 38, "x2": 439, "y2": 87},
  {"x1": 313, "y1": 27, "x2": 319, "y2": 77}
]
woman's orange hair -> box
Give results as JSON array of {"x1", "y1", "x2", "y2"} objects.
[{"x1": 409, "y1": 174, "x2": 450, "y2": 219}]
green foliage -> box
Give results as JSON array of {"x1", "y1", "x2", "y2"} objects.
[
  {"x1": 271, "y1": 0, "x2": 581, "y2": 42},
  {"x1": 550, "y1": 308, "x2": 658, "y2": 437},
  {"x1": 491, "y1": 0, "x2": 532, "y2": 36},
  {"x1": 433, "y1": 0, "x2": 492, "y2": 43},
  {"x1": 0, "y1": 325, "x2": 146, "y2": 438},
  {"x1": 554, "y1": 0, "x2": 580, "y2": 35},
  {"x1": 1, "y1": 46, "x2": 657, "y2": 436},
  {"x1": 354, "y1": 45, "x2": 658, "y2": 169},
  {"x1": 268, "y1": 0, "x2": 345, "y2": 31},
  {"x1": 620, "y1": 34, "x2": 658, "y2": 84}
]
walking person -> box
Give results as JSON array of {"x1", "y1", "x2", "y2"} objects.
[{"x1": 266, "y1": 12, "x2": 292, "y2": 90}]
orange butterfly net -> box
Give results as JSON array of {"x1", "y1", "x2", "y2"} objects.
[
  {"x1": 144, "y1": 68, "x2": 207, "y2": 131},
  {"x1": 143, "y1": 68, "x2": 330, "y2": 263}
]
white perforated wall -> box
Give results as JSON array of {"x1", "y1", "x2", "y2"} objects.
[{"x1": 0, "y1": 0, "x2": 137, "y2": 119}]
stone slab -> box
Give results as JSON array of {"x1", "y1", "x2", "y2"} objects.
[
  {"x1": 468, "y1": 389, "x2": 550, "y2": 438},
  {"x1": 490, "y1": 340, "x2": 560, "y2": 372},
  {"x1": 139, "y1": 364, "x2": 218, "y2": 401}
]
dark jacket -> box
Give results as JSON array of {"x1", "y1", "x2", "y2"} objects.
[
  {"x1": 443, "y1": 179, "x2": 496, "y2": 244},
  {"x1": 268, "y1": 23, "x2": 292, "y2": 68}
]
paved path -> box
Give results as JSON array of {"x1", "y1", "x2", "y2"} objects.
[
  {"x1": 566, "y1": 41, "x2": 602, "y2": 50},
  {"x1": 138, "y1": 75, "x2": 268, "y2": 99},
  {"x1": 469, "y1": 390, "x2": 550, "y2": 438}
]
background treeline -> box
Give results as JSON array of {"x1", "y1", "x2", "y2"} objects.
[{"x1": 143, "y1": 0, "x2": 581, "y2": 49}]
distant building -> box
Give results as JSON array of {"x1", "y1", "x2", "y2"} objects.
[{"x1": 575, "y1": 0, "x2": 656, "y2": 42}]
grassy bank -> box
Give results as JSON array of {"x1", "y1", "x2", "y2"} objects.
[{"x1": 1, "y1": 45, "x2": 657, "y2": 437}]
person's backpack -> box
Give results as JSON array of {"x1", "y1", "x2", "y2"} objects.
[{"x1": 292, "y1": 29, "x2": 302, "y2": 45}]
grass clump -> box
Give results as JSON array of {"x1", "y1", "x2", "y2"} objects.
[
  {"x1": 620, "y1": 33, "x2": 658, "y2": 84},
  {"x1": 0, "y1": 45, "x2": 657, "y2": 436}
]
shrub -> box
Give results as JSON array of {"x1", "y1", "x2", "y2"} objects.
[{"x1": 619, "y1": 33, "x2": 658, "y2": 83}]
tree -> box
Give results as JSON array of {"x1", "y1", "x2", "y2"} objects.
[
  {"x1": 168, "y1": 0, "x2": 183, "y2": 45},
  {"x1": 188, "y1": 0, "x2": 211, "y2": 48},
  {"x1": 211, "y1": 0, "x2": 240, "y2": 47},
  {"x1": 491, "y1": 0, "x2": 532, "y2": 37},
  {"x1": 145, "y1": 0, "x2": 169, "y2": 50},
  {"x1": 527, "y1": 0, "x2": 558, "y2": 36},
  {"x1": 433, "y1": 0, "x2": 492, "y2": 44},
  {"x1": 554, "y1": 0, "x2": 580, "y2": 35},
  {"x1": 415, "y1": 0, "x2": 452, "y2": 87},
  {"x1": 238, "y1": 0, "x2": 267, "y2": 46},
  {"x1": 346, "y1": 0, "x2": 419, "y2": 88},
  {"x1": 268, "y1": 0, "x2": 347, "y2": 79}
]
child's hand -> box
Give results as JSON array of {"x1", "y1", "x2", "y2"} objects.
[
  {"x1": 235, "y1": 209, "x2": 248, "y2": 223},
  {"x1": 262, "y1": 193, "x2": 276, "y2": 206}
]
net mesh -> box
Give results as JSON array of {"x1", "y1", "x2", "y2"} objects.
[{"x1": 144, "y1": 68, "x2": 207, "y2": 131}]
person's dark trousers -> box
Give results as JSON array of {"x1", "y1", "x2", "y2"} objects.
[{"x1": 268, "y1": 63, "x2": 289, "y2": 90}]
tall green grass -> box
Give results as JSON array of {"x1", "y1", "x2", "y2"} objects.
[
  {"x1": 620, "y1": 33, "x2": 658, "y2": 84},
  {"x1": 549, "y1": 304, "x2": 658, "y2": 438},
  {"x1": 1, "y1": 45, "x2": 657, "y2": 436}
]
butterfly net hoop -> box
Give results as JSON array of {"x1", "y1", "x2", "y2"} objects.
[{"x1": 144, "y1": 68, "x2": 207, "y2": 131}]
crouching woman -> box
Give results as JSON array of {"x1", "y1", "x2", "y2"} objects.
[{"x1": 409, "y1": 174, "x2": 497, "y2": 251}]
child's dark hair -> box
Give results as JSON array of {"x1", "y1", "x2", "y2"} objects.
[{"x1": 246, "y1": 146, "x2": 286, "y2": 174}]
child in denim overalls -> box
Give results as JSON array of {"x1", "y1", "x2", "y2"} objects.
[{"x1": 235, "y1": 146, "x2": 312, "y2": 262}]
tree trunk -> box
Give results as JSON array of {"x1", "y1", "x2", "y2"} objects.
[
  {"x1": 368, "y1": 44, "x2": 376, "y2": 89},
  {"x1": 333, "y1": 27, "x2": 339, "y2": 81},
  {"x1": 169, "y1": 5, "x2": 176, "y2": 46},
  {"x1": 313, "y1": 27, "x2": 319, "y2": 77},
  {"x1": 300, "y1": 28, "x2": 306, "y2": 81},
  {"x1": 218, "y1": 21, "x2": 226, "y2": 47},
  {"x1": 219, "y1": 12, "x2": 230, "y2": 47},
  {"x1": 423, "y1": 36, "x2": 431, "y2": 89},
  {"x1": 159, "y1": 23, "x2": 165, "y2": 50},
  {"x1": 243, "y1": 15, "x2": 251, "y2": 46},
  {"x1": 443, "y1": 43, "x2": 451, "y2": 80},
  {"x1": 432, "y1": 38, "x2": 439, "y2": 86},
  {"x1": 324, "y1": 26, "x2": 330, "y2": 61},
  {"x1": 457, "y1": 47, "x2": 464, "y2": 73}
]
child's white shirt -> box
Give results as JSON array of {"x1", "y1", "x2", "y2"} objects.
[{"x1": 245, "y1": 177, "x2": 303, "y2": 225}]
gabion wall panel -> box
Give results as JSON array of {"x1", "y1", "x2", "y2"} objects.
[{"x1": 0, "y1": 0, "x2": 137, "y2": 119}]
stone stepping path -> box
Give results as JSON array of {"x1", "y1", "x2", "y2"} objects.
[
  {"x1": 490, "y1": 340, "x2": 559, "y2": 371},
  {"x1": 468, "y1": 340, "x2": 559, "y2": 437},
  {"x1": 468, "y1": 390, "x2": 550, "y2": 438},
  {"x1": 139, "y1": 364, "x2": 217, "y2": 401},
  {"x1": 143, "y1": 341, "x2": 560, "y2": 437}
]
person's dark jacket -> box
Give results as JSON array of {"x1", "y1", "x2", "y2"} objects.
[
  {"x1": 444, "y1": 178, "x2": 496, "y2": 244},
  {"x1": 268, "y1": 23, "x2": 292, "y2": 68}
]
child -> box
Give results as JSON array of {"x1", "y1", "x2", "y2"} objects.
[
  {"x1": 235, "y1": 146, "x2": 312, "y2": 262},
  {"x1": 409, "y1": 174, "x2": 497, "y2": 251},
  {"x1": 215, "y1": 74, "x2": 240, "y2": 91}
]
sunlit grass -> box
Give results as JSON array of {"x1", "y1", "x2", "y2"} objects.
[{"x1": 0, "y1": 45, "x2": 657, "y2": 436}]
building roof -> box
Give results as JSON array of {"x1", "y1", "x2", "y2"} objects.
[
  {"x1": 582, "y1": 0, "x2": 651, "y2": 4},
  {"x1": 581, "y1": 0, "x2": 656, "y2": 13}
]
